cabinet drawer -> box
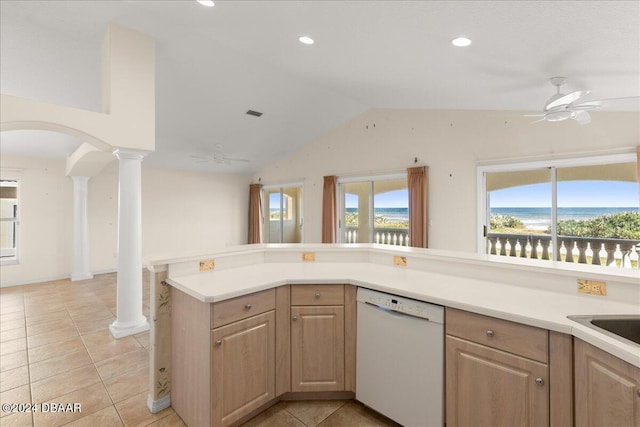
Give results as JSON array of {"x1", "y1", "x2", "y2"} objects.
[
  {"x1": 446, "y1": 308, "x2": 548, "y2": 363},
  {"x1": 291, "y1": 284, "x2": 344, "y2": 306},
  {"x1": 211, "y1": 289, "x2": 275, "y2": 329}
]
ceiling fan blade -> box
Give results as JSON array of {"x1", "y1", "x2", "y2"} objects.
[
  {"x1": 225, "y1": 157, "x2": 251, "y2": 163},
  {"x1": 545, "y1": 90, "x2": 590, "y2": 111},
  {"x1": 573, "y1": 111, "x2": 591, "y2": 125},
  {"x1": 572, "y1": 96, "x2": 640, "y2": 109},
  {"x1": 523, "y1": 113, "x2": 546, "y2": 117},
  {"x1": 530, "y1": 118, "x2": 546, "y2": 124},
  {"x1": 190, "y1": 155, "x2": 211, "y2": 160}
]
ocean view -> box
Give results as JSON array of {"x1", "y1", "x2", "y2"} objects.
[{"x1": 491, "y1": 207, "x2": 640, "y2": 230}]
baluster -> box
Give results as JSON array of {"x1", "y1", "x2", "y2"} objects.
[
  {"x1": 387, "y1": 233, "x2": 391, "y2": 245},
  {"x1": 614, "y1": 244, "x2": 623, "y2": 267},
  {"x1": 375, "y1": 232, "x2": 380, "y2": 244},
  {"x1": 536, "y1": 240, "x2": 543, "y2": 260},
  {"x1": 392, "y1": 234, "x2": 398, "y2": 245},
  {"x1": 599, "y1": 243, "x2": 607, "y2": 266},
  {"x1": 571, "y1": 242, "x2": 580, "y2": 263},
  {"x1": 585, "y1": 243, "x2": 593, "y2": 264},
  {"x1": 504, "y1": 239, "x2": 511, "y2": 257},
  {"x1": 547, "y1": 241, "x2": 553, "y2": 261},
  {"x1": 353, "y1": 230, "x2": 357, "y2": 243}
]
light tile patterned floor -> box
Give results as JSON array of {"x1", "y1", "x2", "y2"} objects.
[{"x1": 0, "y1": 273, "x2": 399, "y2": 427}]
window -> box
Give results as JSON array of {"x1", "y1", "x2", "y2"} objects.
[
  {"x1": 263, "y1": 184, "x2": 303, "y2": 243},
  {"x1": 478, "y1": 154, "x2": 640, "y2": 269},
  {"x1": 339, "y1": 175, "x2": 409, "y2": 245},
  {"x1": 1, "y1": 180, "x2": 19, "y2": 263}
]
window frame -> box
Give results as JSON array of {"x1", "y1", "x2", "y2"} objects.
[
  {"x1": 337, "y1": 173, "x2": 408, "y2": 244},
  {"x1": 262, "y1": 182, "x2": 304, "y2": 244},
  {"x1": 0, "y1": 179, "x2": 20, "y2": 265},
  {"x1": 476, "y1": 152, "x2": 638, "y2": 256}
]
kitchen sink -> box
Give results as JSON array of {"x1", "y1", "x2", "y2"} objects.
[{"x1": 567, "y1": 315, "x2": 640, "y2": 346}]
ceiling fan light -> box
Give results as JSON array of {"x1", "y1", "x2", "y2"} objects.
[
  {"x1": 545, "y1": 110, "x2": 574, "y2": 122},
  {"x1": 197, "y1": 0, "x2": 215, "y2": 7}
]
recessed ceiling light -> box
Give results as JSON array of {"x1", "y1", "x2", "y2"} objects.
[
  {"x1": 451, "y1": 37, "x2": 472, "y2": 47},
  {"x1": 197, "y1": 0, "x2": 214, "y2": 7},
  {"x1": 298, "y1": 36, "x2": 314, "y2": 45}
]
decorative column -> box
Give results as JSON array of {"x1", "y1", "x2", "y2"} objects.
[
  {"x1": 110, "y1": 149, "x2": 149, "y2": 339},
  {"x1": 70, "y1": 176, "x2": 93, "y2": 281}
]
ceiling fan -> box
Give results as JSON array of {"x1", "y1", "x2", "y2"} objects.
[
  {"x1": 191, "y1": 144, "x2": 250, "y2": 166},
  {"x1": 526, "y1": 77, "x2": 639, "y2": 125}
]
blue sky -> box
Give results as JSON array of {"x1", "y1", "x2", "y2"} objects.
[{"x1": 490, "y1": 181, "x2": 639, "y2": 208}]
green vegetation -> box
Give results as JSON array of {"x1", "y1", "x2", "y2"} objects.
[
  {"x1": 490, "y1": 214, "x2": 525, "y2": 230},
  {"x1": 554, "y1": 211, "x2": 640, "y2": 239},
  {"x1": 345, "y1": 212, "x2": 408, "y2": 229},
  {"x1": 490, "y1": 212, "x2": 640, "y2": 239}
]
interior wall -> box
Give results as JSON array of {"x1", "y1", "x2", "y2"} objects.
[
  {"x1": 253, "y1": 109, "x2": 640, "y2": 252},
  {"x1": 1, "y1": 156, "x2": 250, "y2": 286},
  {"x1": 0, "y1": 156, "x2": 73, "y2": 285}
]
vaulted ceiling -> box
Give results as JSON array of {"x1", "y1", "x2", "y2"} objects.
[{"x1": 1, "y1": 1, "x2": 639, "y2": 174}]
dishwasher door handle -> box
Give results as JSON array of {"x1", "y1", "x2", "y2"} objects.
[{"x1": 363, "y1": 301, "x2": 429, "y2": 322}]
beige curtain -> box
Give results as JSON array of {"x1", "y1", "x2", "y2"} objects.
[
  {"x1": 322, "y1": 175, "x2": 337, "y2": 243},
  {"x1": 248, "y1": 183, "x2": 263, "y2": 244},
  {"x1": 408, "y1": 166, "x2": 428, "y2": 248}
]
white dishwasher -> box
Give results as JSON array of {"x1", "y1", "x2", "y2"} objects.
[{"x1": 356, "y1": 287, "x2": 444, "y2": 427}]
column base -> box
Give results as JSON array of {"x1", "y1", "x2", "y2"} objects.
[
  {"x1": 109, "y1": 318, "x2": 150, "y2": 339},
  {"x1": 147, "y1": 393, "x2": 171, "y2": 414},
  {"x1": 70, "y1": 272, "x2": 94, "y2": 281}
]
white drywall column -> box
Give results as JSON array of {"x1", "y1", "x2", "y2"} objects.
[
  {"x1": 70, "y1": 176, "x2": 93, "y2": 281},
  {"x1": 110, "y1": 149, "x2": 149, "y2": 338}
]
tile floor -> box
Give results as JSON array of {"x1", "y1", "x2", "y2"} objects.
[{"x1": 0, "y1": 273, "x2": 399, "y2": 427}]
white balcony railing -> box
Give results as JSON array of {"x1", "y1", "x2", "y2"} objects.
[
  {"x1": 487, "y1": 233, "x2": 639, "y2": 269},
  {"x1": 344, "y1": 226, "x2": 409, "y2": 246}
]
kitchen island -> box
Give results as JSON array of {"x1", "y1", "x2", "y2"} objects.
[{"x1": 144, "y1": 244, "x2": 640, "y2": 426}]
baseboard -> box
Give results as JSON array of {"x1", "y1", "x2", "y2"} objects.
[
  {"x1": 147, "y1": 394, "x2": 171, "y2": 414},
  {"x1": 0, "y1": 268, "x2": 117, "y2": 288}
]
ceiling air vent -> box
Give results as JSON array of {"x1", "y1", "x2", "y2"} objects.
[{"x1": 246, "y1": 110, "x2": 263, "y2": 117}]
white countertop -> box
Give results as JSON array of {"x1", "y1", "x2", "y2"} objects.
[{"x1": 166, "y1": 260, "x2": 640, "y2": 368}]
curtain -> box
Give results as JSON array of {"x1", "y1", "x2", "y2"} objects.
[
  {"x1": 407, "y1": 166, "x2": 428, "y2": 248},
  {"x1": 637, "y1": 146, "x2": 640, "y2": 201},
  {"x1": 248, "y1": 183, "x2": 263, "y2": 244},
  {"x1": 322, "y1": 175, "x2": 337, "y2": 243}
]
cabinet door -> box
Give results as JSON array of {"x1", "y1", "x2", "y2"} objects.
[
  {"x1": 575, "y1": 339, "x2": 640, "y2": 427},
  {"x1": 291, "y1": 306, "x2": 345, "y2": 392},
  {"x1": 446, "y1": 335, "x2": 549, "y2": 427},
  {"x1": 212, "y1": 311, "x2": 275, "y2": 427}
]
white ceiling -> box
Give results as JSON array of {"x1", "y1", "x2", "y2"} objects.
[{"x1": 1, "y1": 0, "x2": 639, "y2": 174}]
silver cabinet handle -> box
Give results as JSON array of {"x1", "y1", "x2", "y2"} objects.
[
  {"x1": 315, "y1": 292, "x2": 321, "y2": 298},
  {"x1": 215, "y1": 340, "x2": 222, "y2": 346},
  {"x1": 535, "y1": 377, "x2": 544, "y2": 386},
  {"x1": 292, "y1": 315, "x2": 298, "y2": 321},
  {"x1": 245, "y1": 303, "x2": 252, "y2": 310},
  {"x1": 486, "y1": 330, "x2": 494, "y2": 337}
]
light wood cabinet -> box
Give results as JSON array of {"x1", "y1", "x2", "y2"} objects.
[
  {"x1": 291, "y1": 305, "x2": 345, "y2": 392},
  {"x1": 212, "y1": 311, "x2": 276, "y2": 427},
  {"x1": 445, "y1": 308, "x2": 556, "y2": 427},
  {"x1": 289, "y1": 284, "x2": 356, "y2": 393},
  {"x1": 446, "y1": 335, "x2": 549, "y2": 427},
  {"x1": 574, "y1": 338, "x2": 640, "y2": 427},
  {"x1": 171, "y1": 287, "x2": 284, "y2": 427}
]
